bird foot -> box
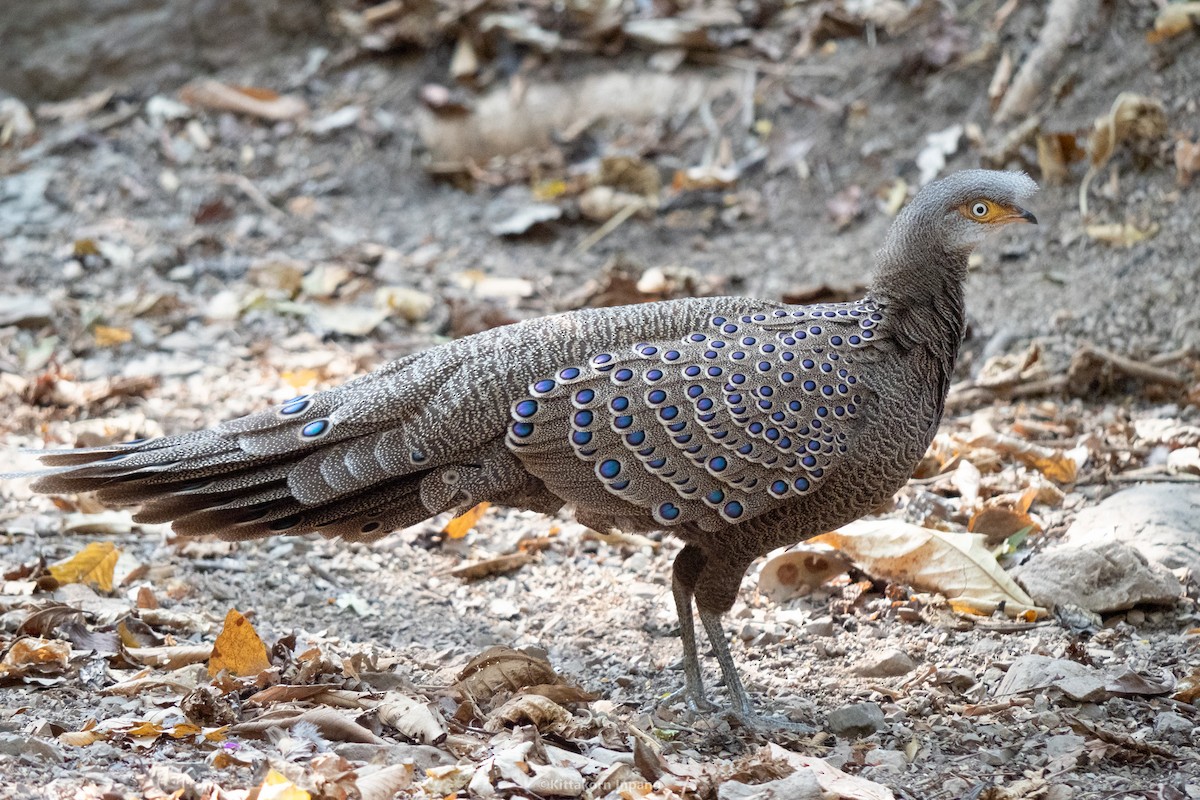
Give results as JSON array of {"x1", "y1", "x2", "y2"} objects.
[
  {"x1": 725, "y1": 710, "x2": 816, "y2": 736},
  {"x1": 660, "y1": 685, "x2": 719, "y2": 714}
]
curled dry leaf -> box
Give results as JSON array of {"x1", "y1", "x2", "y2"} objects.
[
  {"x1": 0, "y1": 637, "x2": 71, "y2": 680},
  {"x1": 444, "y1": 501, "x2": 491, "y2": 539},
  {"x1": 357, "y1": 764, "x2": 415, "y2": 800},
  {"x1": 447, "y1": 551, "x2": 533, "y2": 581},
  {"x1": 234, "y1": 707, "x2": 384, "y2": 744},
  {"x1": 811, "y1": 519, "x2": 1041, "y2": 610},
  {"x1": 375, "y1": 693, "x2": 448, "y2": 744},
  {"x1": 179, "y1": 80, "x2": 308, "y2": 122},
  {"x1": 1080, "y1": 93, "x2": 1167, "y2": 216},
  {"x1": 453, "y1": 645, "x2": 561, "y2": 703},
  {"x1": 483, "y1": 693, "x2": 573, "y2": 733},
  {"x1": 1085, "y1": 221, "x2": 1160, "y2": 247},
  {"x1": 208, "y1": 609, "x2": 271, "y2": 678},
  {"x1": 758, "y1": 545, "x2": 853, "y2": 603},
  {"x1": 1147, "y1": 2, "x2": 1200, "y2": 43},
  {"x1": 967, "y1": 432, "x2": 1082, "y2": 484},
  {"x1": 47, "y1": 541, "x2": 120, "y2": 593}
]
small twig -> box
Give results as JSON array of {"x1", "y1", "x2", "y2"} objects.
[
  {"x1": 994, "y1": 0, "x2": 1090, "y2": 123},
  {"x1": 214, "y1": 172, "x2": 287, "y2": 220},
  {"x1": 1072, "y1": 343, "x2": 1188, "y2": 388},
  {"x1": 572, "y1": 202, "x2": 642, "y2": 256}
]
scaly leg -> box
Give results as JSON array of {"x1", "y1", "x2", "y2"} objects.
[{"x1": 664, "y1": 545, "x2": 716, "y2": 711}]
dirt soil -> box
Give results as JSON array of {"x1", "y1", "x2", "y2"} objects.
[{"x1": 1, "y1": 1, "x2": 1199, "y2": 799}]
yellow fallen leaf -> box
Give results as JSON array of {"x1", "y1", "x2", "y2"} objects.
[
  {"x1": 93, "y1": 325, "x2": 133, "y2": 347},
  {"x1": 281, "y1": 368, "x2": 320, "y2": 391},
  {"x1": 59, "y1": 729, "x2": 105, "y2": 747},
  {"x1": 127, "y1": 721, "x2": 164, "y2": 738},
  {"x1": 259, "y1": 769, "x2": 311, "y2": 800},
  {"x1": 208, "y1": 609, "x2": 271, "y2": 678},
  {"x1": 444, "y1": 502, "x2": 490, "y2": 539},
  {"x1": 48, "y1": 541, "x2": 120, "y2": 592},
  {"x1": 1085, "y1": 221, "x2": 1160, "y2": 247},
  {"x1": 811, "y1": 519, "x2": 1040, "y2": 608}
]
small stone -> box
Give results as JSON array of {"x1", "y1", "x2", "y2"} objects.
[
  {"x1": 852, "y1": 648, "x2": 916, "y2": 677},
  {"x1": 804, "y1": 617, "x2": 835, "y2": 637},
  {"x1": 0, "y1": 733, "x2": 62, "y2": 763},
  {"x1": 1125, "y1": 609, "x2": 1145, "y2": 626},
  {"x1": 978, "y1": 746, "x2": 1018, "y2": 766},
  {"x1": 1153, "y1": 711, "x2": 1194, "y2": 742},
  {"x1": 1045, "y1": 785, "x2": 1077, "y2": 800},
  {"x1": 1043, "y1": 733, "x2": 1086, "y2": 759},
  {"x1": 488, "y1": 598, "x2": 520, "y2": 619},
  {"x1": 0, "y1": 294, "x2": 53, "y2": 328},
  {"x1": 864, "y1": 748, "x2": 908, "y2": 772},
  {"x1": 826, "y1": 702, "x2": 886, "y2": 738},
  {"x1": 1013, "y1": 541, "x2": 1181, "y2": 613}
]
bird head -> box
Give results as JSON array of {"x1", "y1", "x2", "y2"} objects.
[{"x1": 918, "y1": 169, "x2": 1040, "y2": 253}]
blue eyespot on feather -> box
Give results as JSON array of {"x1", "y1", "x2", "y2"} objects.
[{"x1": 300, "y1": 419, "x2": 330, "y2": 439}]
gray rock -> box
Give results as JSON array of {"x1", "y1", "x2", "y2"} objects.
[
  {"x1": 0, "y1": 294, "x2": 53, "y2": 328},
  {"x1": 1013, "y1": 541, "x2": 1181, "y2": 613},
  {"x1": 0, "y1": 0, "x2": 326, "y2": 102},
  {"x1": 718, "y1": 769, "x2": 823, "y2": 800},
  {"x1": 1062, "y1": 485, "x2": 1200, "y2": 574},
  {"x1": 826, "y1": 702, "x2": 886, "y2": 738},
  {"x1": 1152, "y1": 711, "x2": 1194, "y2": 743},
  {"x1": 333, "y1": 742, "x2": 455, "y2": 771},
  {"x1": 863, "y1": 748, "x2": 908, "y2": 772},
  {"x1": 0, "y1": 733, "x2": 62, "y2": 763},
  {"x1": 1043, "y1": 733, "x2": 1086, "y2": 759},
  {"x1": 852, "y1": 648, "x2": 916, "y2": 677}
]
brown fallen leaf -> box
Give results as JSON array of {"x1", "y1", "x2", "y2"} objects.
[
  {"x1": 811, "y1": 519, "x2": 1043, "y2": 610},
  {"x1": 1175, "y1": 137, "x2": 1200, "y2": 186},
  {"x1": 208, "y1": 609, "x2": 271, "y2": 678},
  {"x1": 446, "y1": 552, "x2": 533, "y2": 581},
  {"x1": 235, "y1": 707, "x2": 385, "y2": 744},
  {"x1": 179, "y1": 79, "x2": 308, "y2": 122},
  {"x1": 453, "y1": 646, "x2": 561, "y2": 704},
  {"x1": 757, "y1": 545, "x2": 853, "y2": 603},
  {"x1": 967, "y1": 432, "x2": 1081, "y2": 484},
  {"x1": 48, "y1": 542, "x2": 120, "y2": 593},
  {"x1": 444, "y1": 502, "x2": 491, "y2": 539},
  {"x1": 0, "y1": 637, "x2": 71, "y2": 680},
  {"x1": 968, "y1": 507, "x2": 1040, "y2": 544},
  {"x1": 483, "y1": 693, "x2": 572, "y2": 733}
]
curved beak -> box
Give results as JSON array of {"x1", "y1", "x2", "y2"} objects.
[{"x1": 1014, "y1": 206, "x2": 1038, "y2": 225}]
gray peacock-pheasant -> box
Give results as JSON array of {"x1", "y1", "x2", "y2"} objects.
[{"x1": 17, "y1": 169, "x2": 1037, "y2": 726}]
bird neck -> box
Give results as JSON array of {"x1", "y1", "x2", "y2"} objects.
[{"x1": 867, "y1": 220, "x2": 969, "y2": 365}]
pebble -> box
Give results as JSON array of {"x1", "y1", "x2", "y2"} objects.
[
  {"x1": 863, "y1": 748, "x2": 908, "y2": 772},
  {"x1": 826, "y1": 702, "x2": 886, "y2": 738},
  {"x1": 804, "y1": 617, "x2": 835, "y2": 637},
  {"x1": 1153, "y1": 711, "x2": 1194, "y2": 742},
  {"x1": 852, "y1": 648, "x2": 916, "y2": 677},
  {"x1": 0, "y1": 733, "x2": 61, "y2": 763},
  {"x1": 1013, "y1": 541, "x2": 1181, "y2": 613}
]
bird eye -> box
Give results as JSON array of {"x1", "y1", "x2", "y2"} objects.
[{"x1": 971, "y1": 202, "x2": 989, "y2": 218}]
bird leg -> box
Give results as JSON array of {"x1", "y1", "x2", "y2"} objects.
[
  {"x1": 665, "y1": 545, "x2": 717, "y2": 712},
  {"x1": 687, "y1": 547, "x2": 817, "y2": 733}
]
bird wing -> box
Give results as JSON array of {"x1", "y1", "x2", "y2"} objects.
[
  {"x1": 24, "y1": 296, "x2": 781, "y2": 538},
  {"x1": 506, "y1": 299, "x2": 885, "y2": 532}
]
